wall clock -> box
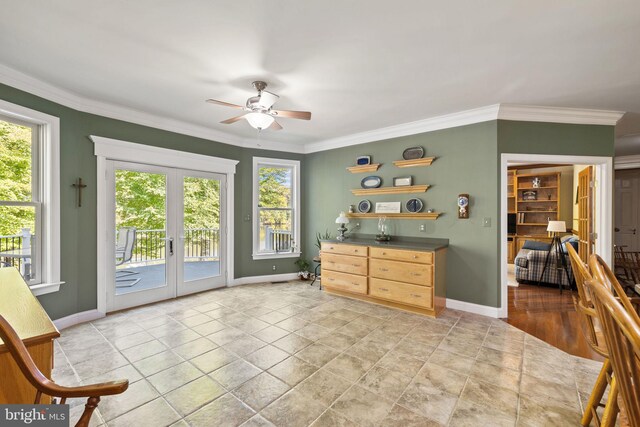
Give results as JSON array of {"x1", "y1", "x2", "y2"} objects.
[
  {"x1": 357, "y1": 199, "x2": 372, "y2": 213},
  {"x1": 405, "y1": 198, "x2": 424, "y2": 213}
]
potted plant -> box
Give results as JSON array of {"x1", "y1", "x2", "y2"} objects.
[
  {"x1": 294, "y1": 257, "x2": 311, "y2": 280},
  {"x1": 315, "y1": 229, "x2": 333, "y2": 255}
]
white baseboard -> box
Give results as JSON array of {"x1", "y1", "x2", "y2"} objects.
[
  {"x1": 53, "y1": 309, "x2": 105, "y2": 330},
  {"x1": 230, "y1": 273, "x2": 299, "y2": 287},
  {"x1": 446, "y1": 298, "x2": 501, "y2": 319}
]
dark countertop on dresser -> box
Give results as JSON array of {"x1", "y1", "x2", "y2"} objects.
[{"x1": 321, "y1": 234, "x2": 449, "y2": 251}]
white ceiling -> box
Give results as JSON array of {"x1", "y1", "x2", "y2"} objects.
[{"x1": 1, "y1": 0, "x2": 639, "y2": 151}]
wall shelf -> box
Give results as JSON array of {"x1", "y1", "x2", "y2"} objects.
[
  {"x1": 347, "y1": 212, "x2": 440, "y2": 220},
  {"x1": 392, "y1": 157, "x2": 435, "y2": 168},
  {"x1": 346, "y1": 163, "x2": 381, "y2": 173},
  {"x1": 351, "y1": 184, "x2": 430, "y2": 196}
]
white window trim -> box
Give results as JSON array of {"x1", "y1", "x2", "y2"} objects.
[
  {"x1": 252, "y1": 157, "x2": 301, "y2": 260},
  {"x1": 0, "y1": 99, "x2": 62, "y2": 296}
]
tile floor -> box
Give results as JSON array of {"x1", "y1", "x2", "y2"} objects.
[{"x1": 53, "y1": 281, "x2": 603, "y2": 427}]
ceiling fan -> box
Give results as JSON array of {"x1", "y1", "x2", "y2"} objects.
[{"x1": 206, "y1": 81, "x2": 311, "y2": 131}]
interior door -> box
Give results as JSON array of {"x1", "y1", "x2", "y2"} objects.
[
  {"x1": 108, "y1": 161, "x2": 177, "y2": 311},
  {"x1": 615, "y1": 169, "x2": 640, "y2": 251},
  {"x1": 177, "y1": 170, "x2": 226, "y2": 295},
  {"x1": 577, "y1": 166, "x2": 594, "y2": 262}
]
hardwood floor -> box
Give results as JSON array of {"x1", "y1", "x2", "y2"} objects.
[{"x1": 505, "y1": 283, "x2": 603, "y2": 361}]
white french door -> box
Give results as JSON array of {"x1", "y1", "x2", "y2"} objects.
[{"x1": 106, "y1": 160, "x2": 226, "y2": 312}]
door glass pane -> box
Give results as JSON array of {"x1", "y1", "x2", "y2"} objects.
[
  {"x1": 115, "y1": 170, "x2": 167, "y2": 295},
  {"x1": 0, "y1": 205, "x2": 37, "y2": 281},
  {"x1": 183, "y1": 176, "x2": 221, "y2": 282}
]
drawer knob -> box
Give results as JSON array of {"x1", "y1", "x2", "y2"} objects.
[
  {"x1": 352, "y1": 282, "x2": 359, "y2": 286},
  {"x1": 411, "y1": 273, "x2": 421, "y2": 276},
  {"x1": 328, "y1": 278, "x2": 335, "y2": 281},
  {"x1": 352, "y1": 264, "x2": 360, "y2": 267},
  {"x1": 413, "y1": 255, "x2": 418, "y2": 259},
  {"x1": 329, "y1": 246, "x2": 334, "y2": 250},
  {"x1": 410, "y1": 293, "x2": 422, "y2": 298},
  {"x1": 380, "y1": 268, "x2": 389, "y2": 272},
  {"x1": 379, "y1": 287, "x2": 389, "y2": 292},
  {"x1": 354, "y1": 249, "x2": 358, "y2": 253},
  {"x1": 382, "y1": 252, "x2": 386, "y2": 255}
]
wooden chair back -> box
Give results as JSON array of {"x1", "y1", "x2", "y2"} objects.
[
  {"x1": 0, "y1": 315, "x2": 128, "y2": 427},
  {"x1": 589, "y1": 255, "x2": 640, "y2": 324},
  {"x1": 586, "y1": 277, "x2": 640, "y2": 426},
  {"x1": 565, "y1": 244, "x2": 608, "y2": 357}
]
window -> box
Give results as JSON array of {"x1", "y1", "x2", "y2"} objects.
[
  {"x1": 252, "y1": 157, "x2": 300, "y2": 259},
  {"x1": 0, "y1": 100, "x2": 61, "y2": 295}
]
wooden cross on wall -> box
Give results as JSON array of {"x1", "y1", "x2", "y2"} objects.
[{"x1": 72, "y1": 178, "x2": 87, "y2": 207}]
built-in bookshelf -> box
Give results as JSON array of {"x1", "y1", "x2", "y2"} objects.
[
  {"x1": 515, "y1": 172, "x2": 560, "y2": 236},
  {"x1": 507, "y1": 170, "x2": 516, "y2": 214}
]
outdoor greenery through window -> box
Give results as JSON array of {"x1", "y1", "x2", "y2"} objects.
[
  {"x1": 255, "y1": 158, "x2": 299, "y2": 256},
  {"x1": 0, "y1": 117, "x2": 40, "y2": 283}
]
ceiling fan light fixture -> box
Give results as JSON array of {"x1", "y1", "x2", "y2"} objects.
[{"x1": 246, "y1": 112, "x2": 274, "y2": 130}]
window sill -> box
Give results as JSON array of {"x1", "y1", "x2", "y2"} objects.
[
  {"x1": 252, "y1": 252, "x2": 301, "y2": 260},
  {"x1": 30, "y1": 281, "x2": 64, "y2": 296}
]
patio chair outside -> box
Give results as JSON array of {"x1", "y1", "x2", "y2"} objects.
[{"x1": 115, "y1": 227, "x2": 140, "y2": 288}]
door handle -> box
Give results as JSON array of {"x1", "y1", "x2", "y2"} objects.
[
  {"x1": 615, "y1": 228, "x2": 620, "y2": 232},
  {"x1": 633, "y1": 229, "x2": 637, "y2": 235},
  {"x1": 168, "y1": 237, "x2": 174, "y2": 255}
]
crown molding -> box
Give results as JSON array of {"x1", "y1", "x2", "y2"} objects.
[
  {"x1": 615, "y1": 154, "x2": 640, "y2": 170},
  {"x1": 497, "y1": 104, "x2": 624, "y2": 126},
  {"x1": 304, "y1": 105, "x2": 501, "y2": 154},
  {"x1": 0, "y1": 64, "x2": 305, "y2": 154},
  {"x1": 0, "y1": 64, "x2": 624, "y2": 155},
  {"x1": 304, "y1": 104, "x2": 624, "y2": 154}
]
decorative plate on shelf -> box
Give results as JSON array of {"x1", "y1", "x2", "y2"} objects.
[
  {"x1": 405, "y1": 198, "x2": 424, "y2": 213},
  {"x1": 402, "y1": 146, "x2": 424, "y2": 160},
  {"x1": 360, "y1": 175, "x2": 382, "y2": 189},
  {"x1": 357, "y1": 200, "x2": 372, "y2": 213}
]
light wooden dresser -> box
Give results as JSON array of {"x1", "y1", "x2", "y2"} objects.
[
  {"x1": 0, "y1": 268, "x2": 59, "y2": 403},
  {"x1": 320, "y1": 238, "x2": 448, "y2": 317}
]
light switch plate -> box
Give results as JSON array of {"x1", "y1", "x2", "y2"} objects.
[{"x1": 483, "y1": 217, "x2": 491, "y2": 227}]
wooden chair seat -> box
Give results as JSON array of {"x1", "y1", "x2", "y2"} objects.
[{"x1": 0, "y1": 315, "x2": 128, "y2": 427}]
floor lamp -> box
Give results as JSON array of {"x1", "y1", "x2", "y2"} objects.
[{"x1": 538, "y1": 220, "x2": 573, "y2": 293}]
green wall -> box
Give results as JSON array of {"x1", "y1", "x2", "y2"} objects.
[
  {"x1": 497, "y1": 120, "x2": 615, "y2": 157},
  {"x1": 0, "y1": 81, "x2": 616, "y2": 317},
  {"x1": 304, "y1": 120, "x2": 615, "y2": 309},
  {"x1": 0, "y1": 83, "x2": 304, "y2": 319},
  {"x1": 304, "y1": 121, "x2": 501, "y2": 307}
]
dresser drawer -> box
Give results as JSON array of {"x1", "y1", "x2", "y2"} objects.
[
  {"x1": 321, "y1": 242, "x2": 367, "y2": 257},
  {"x1": 369, "y1": 258, "x2": 432, "y2": 286},
  {"x1": 369, "y1": 247, "x2": 433, "y2": 264},
  {"x1": 369, "y1": 278, "x2": 433, "y2": 309},
  {"x1": 322, "y1": 253, "x2": 368, "y2": 276},
  {"x1": 322, "y1": 270, "x2": 367, "y2": 295}
]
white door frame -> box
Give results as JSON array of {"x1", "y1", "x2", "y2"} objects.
[
  {"x1": 106, "y1": 160, "x2": 178, "y2": 311},
  {"x1": 499, "y1": 153, "x2": 613, "y2": 318},
  {"x1": 93, "y1": 136, "x2": 238, "y2": 314},
  {"x1": 176, "y1": 169, "x2": 227, "y2": 295}
]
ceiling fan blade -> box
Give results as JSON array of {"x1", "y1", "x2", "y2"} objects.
[
  {"x1": 257, "y1": 91, "x2": 279, "y2": 109},
  {"x1": 271, "y1": 109, "x2": 312, "y2": 120},
  {"x1": 206, "y1": 99, "x2": 245, "y2": 109},
  {"x1": 220, "y1": 115, "x2": 247, "y2": 124},
  {"x1": 268, "y1": 120, "x2": 283, "y2": 131}
]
